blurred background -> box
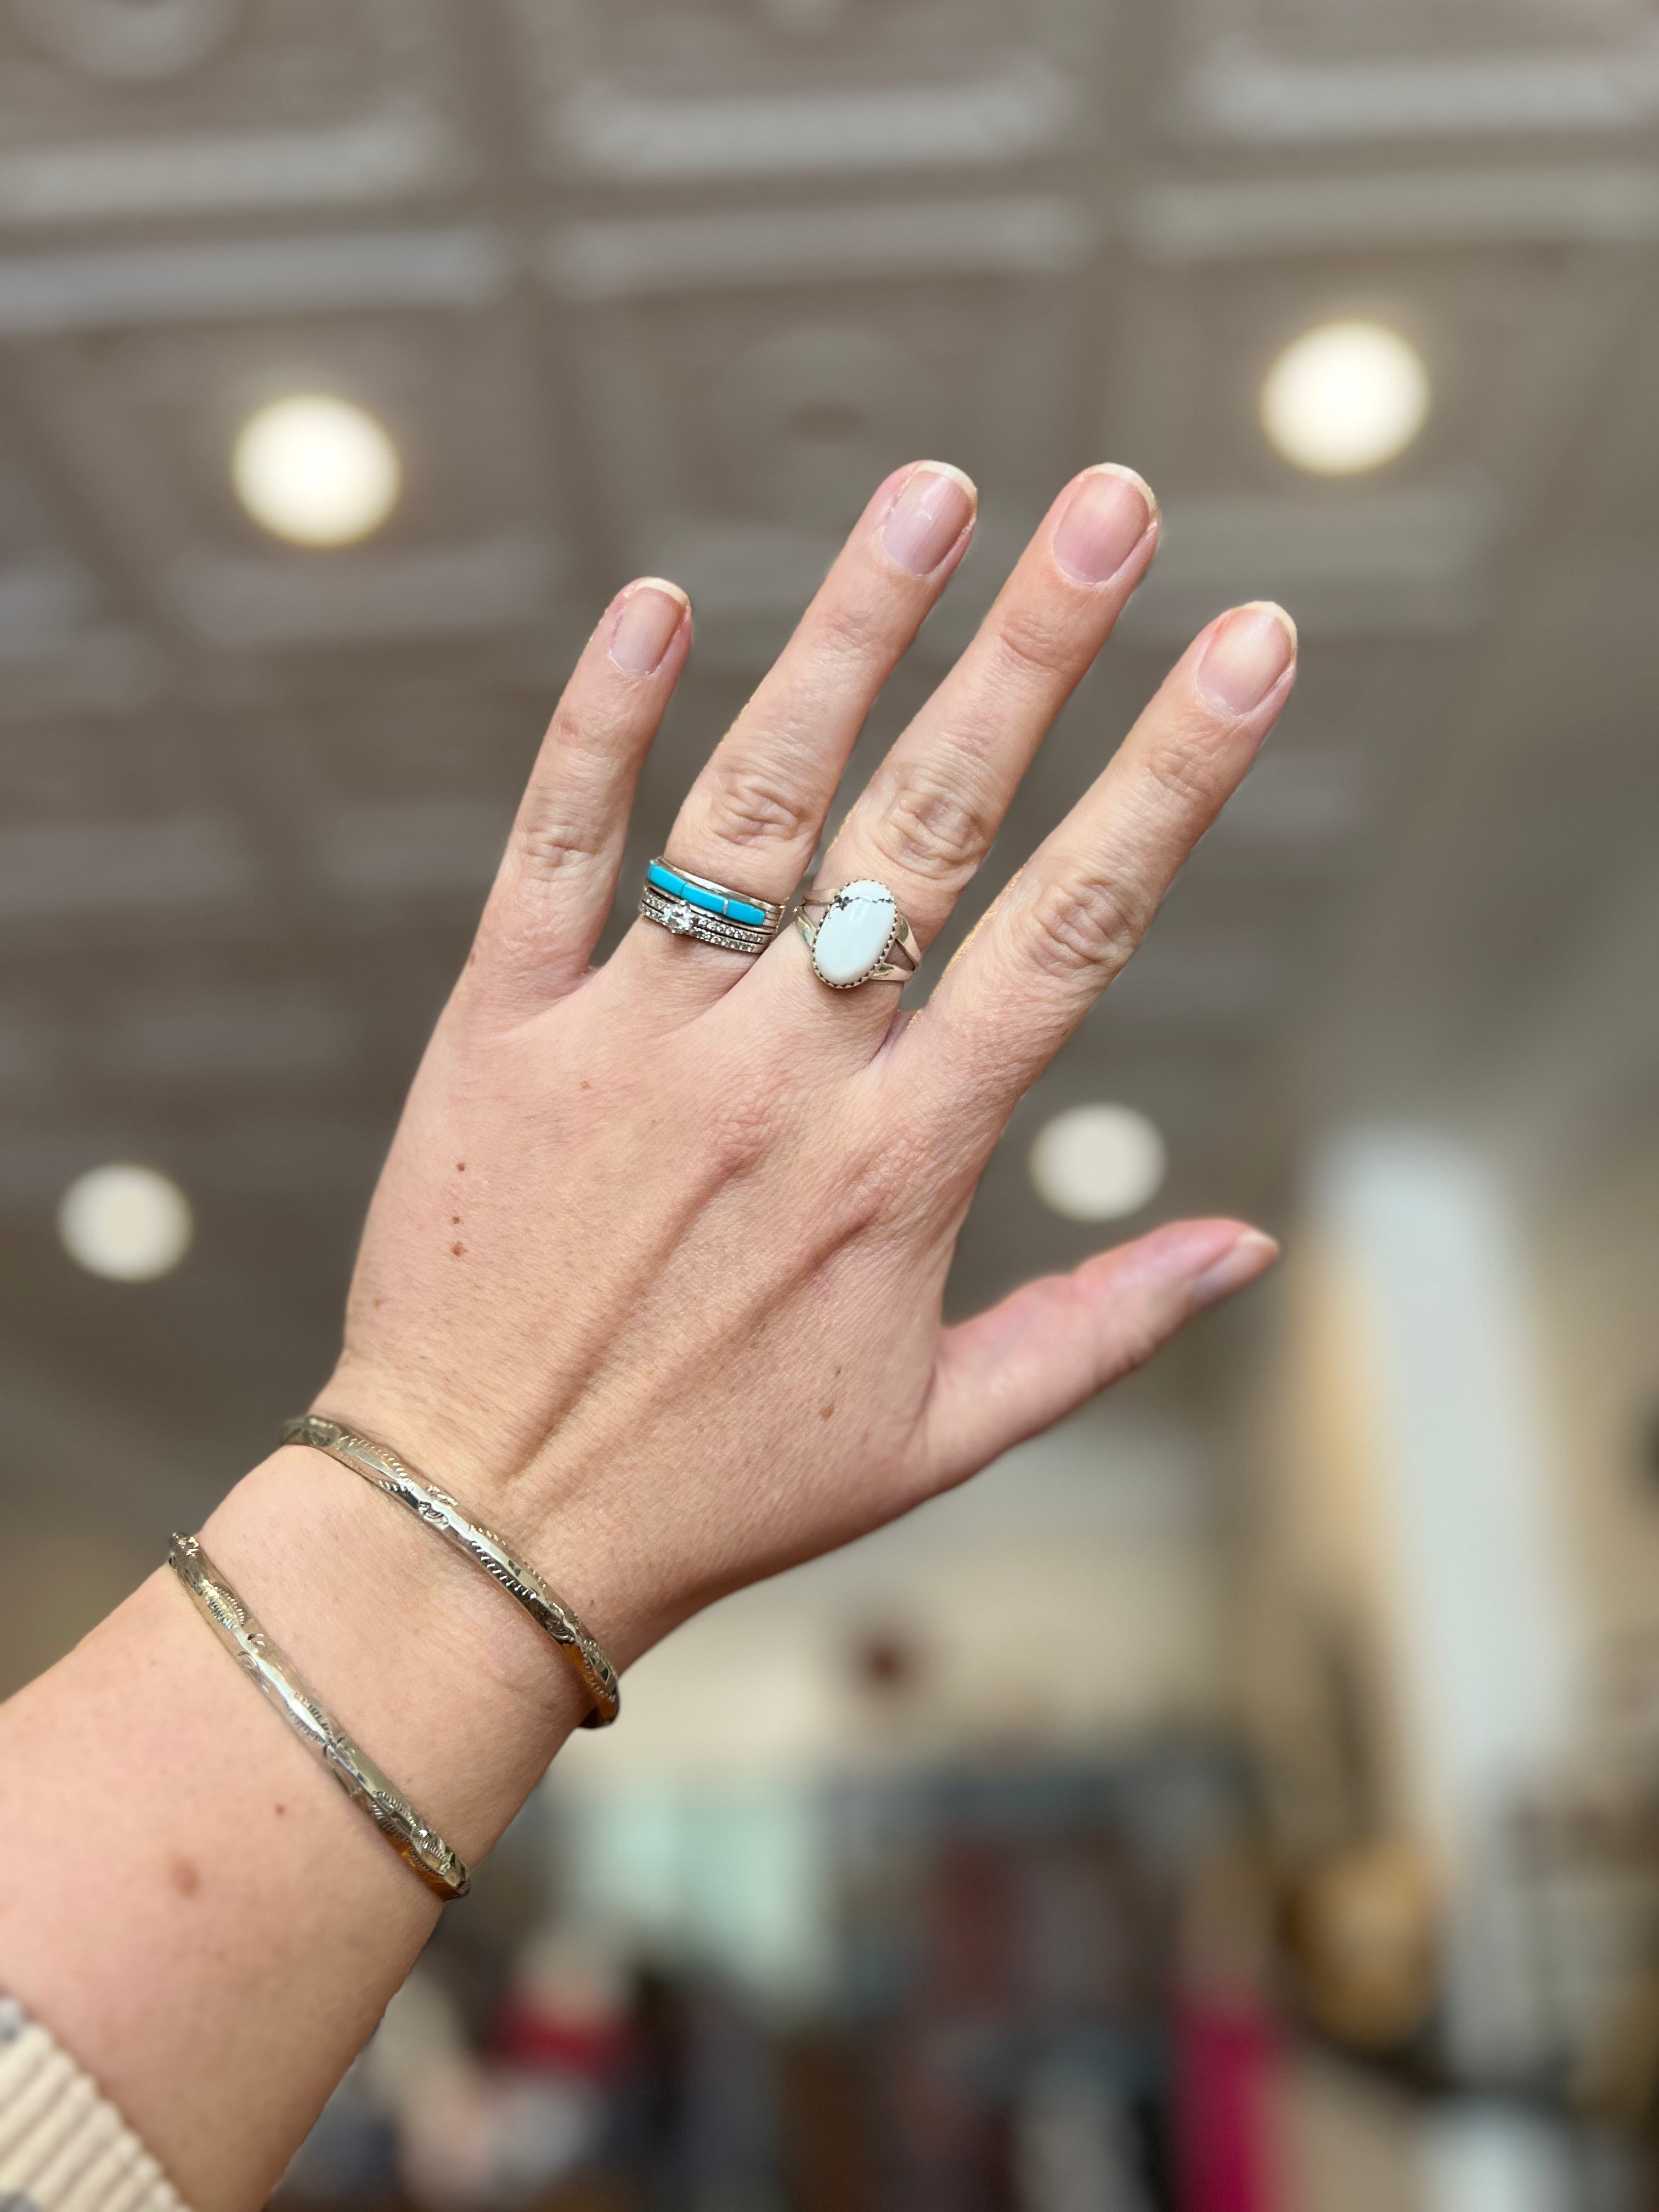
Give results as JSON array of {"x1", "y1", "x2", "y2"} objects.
[{"x1": 2, "y1": 2, "x2": 1658, "y2": 2208}]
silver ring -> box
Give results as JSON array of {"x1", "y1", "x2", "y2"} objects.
[
  {"x1": 638, "y1": 857, "x2": 785, "y2": 956},
  {"x1": 795, "y1": 878, "x2": 922, "y2": 990}
]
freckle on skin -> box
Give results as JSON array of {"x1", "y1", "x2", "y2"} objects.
[
  {"x1": 452, "y1": 1215, "x2": 461, "y2": 1225},
  {"x1": 168, "y1": 1853, "x2": 201, "y2": 1898},
  {"x1": 820, "y1": 1403, "x2": 834, "y2": 1421},
  {"x1": 452, "y1": 1242, "x2": 465, "y2": 1256},
  {"x1": 456, "y1": 1162, "x2": 466, "y2": 1173},
  {"x1": 580, "y1": 1080, "x2": 592, "y2": 1092},
  {"x1": 274, "y1": 1804, "x2": 286, "y2": 1818}
]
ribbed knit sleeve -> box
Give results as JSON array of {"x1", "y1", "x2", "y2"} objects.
[{"x1": 0, "y1": 2001, "x2": 187, "y2": 2212}]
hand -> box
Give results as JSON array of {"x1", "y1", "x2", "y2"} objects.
[
  {"x1": 0, "y1": 462, "x2": 1295, "y2": 2210},
  {"x1": 324, "y1": 460, "x2": 1294, "y2": 1668}
]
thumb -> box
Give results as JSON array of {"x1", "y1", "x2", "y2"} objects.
[{"x1": 919, "y1": 1218, "x2": 1278, "y2": 1494}]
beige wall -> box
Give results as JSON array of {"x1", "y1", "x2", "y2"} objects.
[
  {"x1": 1534, "y1": 1123, "x2": 1659, "y2": 1667},
  {"x1": 1234, "y1": 1235, "x2": 1426, "y2": 1859}
]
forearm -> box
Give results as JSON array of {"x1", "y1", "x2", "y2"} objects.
[{"x1": 0, "y1": 1444, "x2": 588, "y2": 2212}]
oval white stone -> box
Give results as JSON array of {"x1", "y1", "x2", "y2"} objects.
[{"x1": 812, "y1": 878, "x2": 897, "y2": 986}]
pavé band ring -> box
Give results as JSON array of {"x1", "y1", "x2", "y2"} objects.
[
  {"x1": 796, "y1": 878, "x2": 922, "y2": 990},
  {"x1": 638, "y1": 859, "x2": 785, "y2": 956}
]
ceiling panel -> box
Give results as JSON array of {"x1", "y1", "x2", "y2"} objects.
[
  {"x1": 0, "y1": 0, "x2": 1650, "y2": 1565},
  {"x1": 0, "y1": 0, "x2": 468, "y2": 227}
]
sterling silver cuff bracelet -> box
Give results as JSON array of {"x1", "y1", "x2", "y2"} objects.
[
  {"x1": 280, "y1": 1414, "x2": 620, "y2": 1730},
  {"x1": 167, "y1": 1532, "x2": 470, "y2": 1900}
]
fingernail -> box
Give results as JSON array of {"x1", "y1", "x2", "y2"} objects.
[
  {"x1": 1192, "y1": 1229, "x2": 1279, "y2": 1311},
  {"x1": 879, "y1": 462, "x2": 977, "y2": 576},
  {"x1": 609, "y1": 579, "x2": 689, "y2": 676},
  {"x1": 1194, "y1": 602, "x2": 1297, "y2": 716},
  {"x1": 1052, "y1": 465, "x2": 1157, "y2": 585}
]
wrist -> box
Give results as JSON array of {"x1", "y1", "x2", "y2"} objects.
[
  {"x1": 199, "y1": 1443, "x2": 585, "y2": 1863},
  {"x1": 311, "y1": 1356, "x2": 672, "y2": 1671},
  {"x1": 0, "y1": 1451, "x2": 584, "y2": 2210}
]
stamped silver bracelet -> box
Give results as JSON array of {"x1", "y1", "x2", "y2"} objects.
[
  {"x1": 280, "y1": 1414, "x2": 620, "y2": 1730},
  {"x1": 167, "y1": 1532, "x2": 470, "y2": 1900}
]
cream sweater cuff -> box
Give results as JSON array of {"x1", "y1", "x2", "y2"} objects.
[{"x1": 0, "y1": 2001, "x2": 188, "y2": 2212}]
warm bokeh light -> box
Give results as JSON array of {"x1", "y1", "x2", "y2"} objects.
[
  {"x1": 1028, "y1": 1104, "x2": 1166, "y2": 1221},
  {"x1": 58, "y1": 1163, "x2": 194, "y2": 1281},
  {"x1": 231, "y1": 393, "x2": 401, "y2": 546},
  {"x1": 1261, "y1": 319, "x2": 1430, "y2": 476}
]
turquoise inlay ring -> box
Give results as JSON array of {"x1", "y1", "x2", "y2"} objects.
[{"x1": 638, "y1": 857, "x2": 786, "y2": 955}]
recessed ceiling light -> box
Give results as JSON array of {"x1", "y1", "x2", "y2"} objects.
[
  {"x1": 232, "y1": 393, "x2": 401, "y2": 546},
  {"x1": 1261, "y1": 319, "x2": 1429, "y2": 476},
  {"x1": 1029, "y1": 1105, "x2": 1166, "y2": 1222},
  {"x1": 58, "y1": 1163, "x2": 193, "y2": 1281}
]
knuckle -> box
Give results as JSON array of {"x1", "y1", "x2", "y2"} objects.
[
  {"x1": 1115, "y1": 1311, "x2": 1167, "y2": 1380},
  {"x1": 1140, "y1": 718, "x2": 1229, "y2": 815},
  {"x1": 507, "y1": 709, "x2": 616, "y2": 883},
  {"x1": 515, "y1": 828, "x2": 592, "y2": 883},
  {"x1": 547, "y1": 701, "x2": 601, "y2": 764},
  {"x1": 812, "y1": 590, "x2": 890, "y2": 671},
  {"x1": 1022, "y1": 869, "x2": 1147, "y2": 984},
  {"x1": 992, "y1": 602, "x2": 1072, "y2": 686},
  {"x1": 1055, "y1": 1267, "x2": 1164, "y2": 1385},
  {"x1": 541, "y1": 701, "x2": 630, "y2": 785},
  {"x1": 827, "y1": 1131, "x2": 913, "y2": 1235},
  {"x1": 702, "y1": 752, "x2": 818, "y2": 852},
  {"x1": 870, "y1": 768, "x2": 994, "y2": 884},
  {"x1": 786, "y1": 1088, "x2": 907, "y2": 1229},
  {"x1": 511, "y1": 809, "x2": 605, "y2": 886},
  {"x1": 707, "y1": 1089, "x2": 776, "y2": 1179}
]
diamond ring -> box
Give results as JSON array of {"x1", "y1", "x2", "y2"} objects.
[{"x1": 638, "y1": 859, "x2": 786, "y2": 956}]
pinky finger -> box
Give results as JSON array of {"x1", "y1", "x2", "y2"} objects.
[{"x1": 917, "y1": 1219, "x2": 1278, "y2": 1494}]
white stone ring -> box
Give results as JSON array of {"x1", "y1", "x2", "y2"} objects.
[{"x1": 795, "y1": 878, "x2": 922, "y2": 991}]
